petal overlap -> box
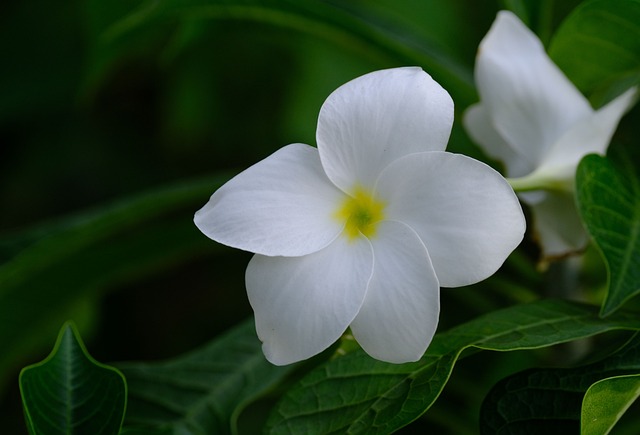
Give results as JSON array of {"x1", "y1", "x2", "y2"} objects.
[
  {"x1": 196, "y1": 66, "x2": 525, "y2": 365},
  {"x1": 375, "y1": 151, "x2": 525, "y2": 287},
  {"x1": 350, "y1": 221, "x2": 439, "y2": 363},
  {"x1": 317, "y1": 67, "x2": 454, "y2": 192},
  {"x1": 475, "y1": 11, "x2": 591, "y2": 165},
  {"x1": 246, "y1": 235, "x2": 373, "y2": 366},
  {"x1": 538, "y1": 87, "x2": 637, "y2": 179},
  {"x1": 463, "y1": 103, "x2": 535, "y2": 178}
]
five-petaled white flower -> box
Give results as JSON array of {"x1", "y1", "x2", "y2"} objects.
[
  {"x1": 464, "y1": 11, "x2": 637, "y2": 258},
  {"x1": 195, "y1": 67, "x2": 525, "y2": 365}
]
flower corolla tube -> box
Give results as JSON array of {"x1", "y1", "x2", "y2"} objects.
[
  {"x1": 464, "y1": 11, "x2": 637, "y2": 258},
  {"x1": 195, "y1": 67, "x2": 525, "y2": 365}
]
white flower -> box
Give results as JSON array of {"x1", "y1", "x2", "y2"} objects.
[
  {"x1": 464, "y1": 11, "x2": 637, "y2": 258},
  {"x1": 195, "y1": 67, "x2": 525, "y2": 365}
]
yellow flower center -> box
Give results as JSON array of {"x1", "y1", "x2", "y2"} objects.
[{"x1": 335, "y1": 187, "x2": 386, "y2": 240}]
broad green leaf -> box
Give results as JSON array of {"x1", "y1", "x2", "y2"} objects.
[
  {"x1": 0, "y1": 174, "x2": 232, "y2": 391},
  {"x1": 20, "y1": 321, "x2": 127, "y2": 435},
  {"x1": 480, "y1": 333, "x2": 640, "y2": 434},
  {"x1": 266, "y1": 299, "x2": 640, "y2": 434},
  {"x1": 90, "y1": 0, "x2": 475, "y2": 105},
  {"x1": 576, "y1": 153, "x2": 640, "y2": 316},
  {"x1": 116, "y1": 317, "x2": 298, "y2": 435},
  {"x1": 549, "y1": 0, "x2": 640, "y2": 104},
  {"x1": 582, "y1": 374, "x2": 640, "y2": 435}
]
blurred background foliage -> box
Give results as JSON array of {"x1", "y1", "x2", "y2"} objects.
[{"x1": 1, "y1": 0, "x2": 620, "y2": 432}]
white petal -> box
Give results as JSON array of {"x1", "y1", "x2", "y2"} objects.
[
  {"x1": 536, "y1": 87, "x2": 638, "y2": 179},
  {"x1": 350, "y1": 221, "x2": 439, "y2": 363},
  {"x1": 463, "y1": 103, "x2": 535, "y2": 177},
  {"x1": 246, "y1": 235, "x2": 373, "y2": 365},
  {"x1": 475, "y1": 11, "x2": 592, "y2": 166},
  {"x1": 520, "y1": 191, "x2": 588, "y2": 258},
  {"x1": 317, "y1": 67, "x2": 454, "y2": 192},
  {"x1": 376, "y1": 151, "x2": 525, "y2": 287},
  {"x1": 194, "y1": 143, "x2": 345, "y2": 257}
]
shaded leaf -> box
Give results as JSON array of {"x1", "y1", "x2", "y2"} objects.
[
  {"x1": 549, "y1": 0, "x2": 640, "y2": 104},
  {"x1": 266, "y1": 299, "x2": 640, "y2": 434},
  {"x1": 582, "y1": 374, "x2": 640, "y2": 435},
  {"x1": 576, "y1": 153, "x2": 640, "y2": 316},
  {"x1": 0, "y1": 0, "x2": 85, "y2": 121},
  {"x1": 90, "y1": 0, "x2": 475, "y2": 105},
  {"x1": 117, "y1": 318, "x2": 298, "y2": 434},
  {"x1": 0, "y1": 174, "x2": 232, "y2": 391},
  {"x1": 479, "y1": 333, "x2": 640, "y2": 434},
  {"x1": 20, "y1": 321, "x2": 127, "y2": 435}
]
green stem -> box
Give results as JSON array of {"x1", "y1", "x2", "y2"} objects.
[{"x1": 507, "y1": 174, "x2": 573, "y2": 193}]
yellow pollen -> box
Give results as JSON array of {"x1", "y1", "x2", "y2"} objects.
[{"x1": 335, "y1": 187, "x2": 386, "y2": 240}]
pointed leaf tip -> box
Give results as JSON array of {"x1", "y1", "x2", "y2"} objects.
[{"x1": 19, "y1": 321, "x2": 127, "y2": 435}]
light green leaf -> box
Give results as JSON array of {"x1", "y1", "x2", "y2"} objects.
[
  {"x1": 549, "y1": 0, "x2": 640, "y2": 104},
  {"x1": 19, "y1": 321, "x2": 127, "y2": 435},
  {"x1": 576, "y1": 152, "x2": 640, "y2": 316},
  {"x1": 90, "y1": 0, "x2": 474, "y2": 105},
  {"x1": 582, "y1": 374, "x2": 640, "y2": 435},
  {"x1": 116, "y1": 318, "x2": 298, "y2": 435},
  {"x1": 266, "y1": 299, "x2": 640, "y2": 434},
  {"x1": 0, "y1": 174, "x2": 232, "y2": 391},
  {"x1": 480, "y1": 333, "x2": 640, "y2": 433}
]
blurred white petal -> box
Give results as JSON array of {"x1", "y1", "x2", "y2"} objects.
[
  {"x1": 465, "y1": 11, "x2": 637, "y2": 258},
  {"x1": 520, "y1": 191, "x2": 588, "y2": 257},
  {"x1": 538, "y1": 87, "x2": 637, "y2": 178},
  {"x1": 475, "y1": 10, "x2": 591, "y2": 166},
  {"x1": 464, "y1": 103, "x2": 535, "y2": 178}
]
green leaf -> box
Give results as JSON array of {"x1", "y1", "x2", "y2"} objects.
[
  {"x1": 576, "y1": 153, "x2": 640, "y2": 316},
  {"x1": 91, "y1": 0, "x2": 475, "y2": 105},
  {"x1": 0, "y1": 174, "x2": 232, "y2": 391},
  {"x1": 582, "y1": 374, "x2": 640, "y2": 435},
  {"x1": 117, "y1": 317, "x2": 299, "y2": 434},
  {"x1": 266, "y1": 299, "x2": 640, "y2": 434},
  {"x1": 549, "y1": 0, "x2": 640, "y2": 103},
  {"x1": 19, "y1": 321, "x2": 127, "y2": 435},
  {"x1": 479, "y1": 333, "x2": 640, "y2": 434}
]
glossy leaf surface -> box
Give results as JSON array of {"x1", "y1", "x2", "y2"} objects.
[
  {"x1": 480, "y1": 334, "x2": 640, "y2": 434},
  {"x1": 0, "y1": 175, "x2": 232, "y2": 390},
  {"x1": 549, "y1": 0, "x2": 640, "y2": 103},
  {"x1": 20, "y1": 322, "x2": 127, "y2": 435},
  {"x1": 582, "y1": 373, "x2": 640, "y2": 435},
  {"x1": 576, "y1": 152, "x2": 640, "y2": 316},
  {"x1": 267, "y1": 300, "x2": 640, "y2": 434},
  {"x1": 117, "y1": 318, "x2": 298, "y2": 434}
]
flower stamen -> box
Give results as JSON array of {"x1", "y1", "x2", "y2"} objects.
[{"x1": 335, "y1": 187, "x2": 386, "y2": 240}]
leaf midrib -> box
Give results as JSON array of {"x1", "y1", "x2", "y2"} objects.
[{"x1": 608, "y1": 153, "x2": 640, "y2": 308}]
